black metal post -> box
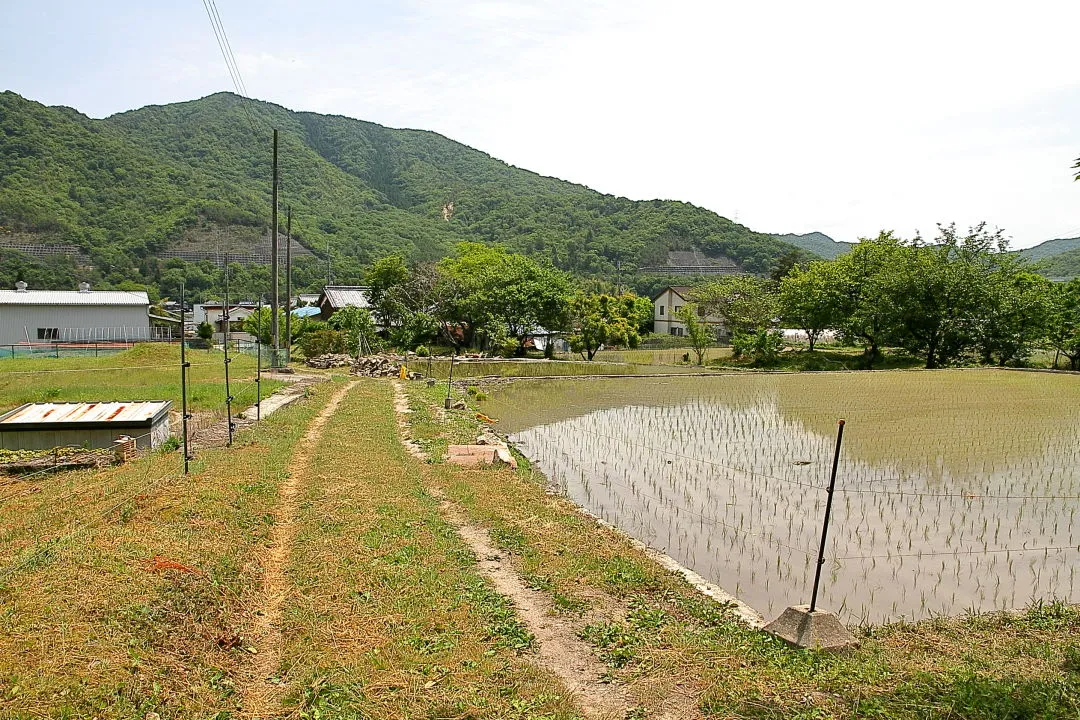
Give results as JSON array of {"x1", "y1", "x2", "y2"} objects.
[
  {"x1": 180, "y1": 284, "x2": 191, "y2": 474},
  {"x1": 223, "y1": 256, "x2": 234, "y2": 447},
  {"x1": 810, "y1": 419, "x2": 845, "y2": 613}
]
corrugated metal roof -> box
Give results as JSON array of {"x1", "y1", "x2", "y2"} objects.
[
  {"x1": 0, "y1": 290, "x2": 150, "y2": 306},
  {"x1": 322, "y1": 286, "x2": 371, "y2": 309},
  {"x1": 0, "y1": 401, "x2": 172, "y2": 426}
]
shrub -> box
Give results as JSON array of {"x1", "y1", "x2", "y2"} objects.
[
  {"x1": 300, "y1": 329, "x2": 347, "y2": 357},
  {"x1": 415, "y1": 344, "x2": 430, "y2": 357}
]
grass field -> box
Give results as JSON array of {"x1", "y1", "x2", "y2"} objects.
[
  {"x1": 2, "y1": 375, "x2": 1078, "y2": 719},
  {"x1": 0, "y1": 343, "x2": 284, "y2": 416}
]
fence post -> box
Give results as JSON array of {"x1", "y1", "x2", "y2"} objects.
[
  {"x1": 444, "y1": 351, "x2": 456, "y2": 409},
  {"x1": 180, "y1": 284, "x2": 191, "y2": 474},
  {"x1": 256, "y1": 298, "x2": 262, "y2": 422},
  {"x1": 223, "y1": 256, "x2": 234, "y2": 447},
  {"x1": 809, "y1": 419, "x2": 845, "y2": 613}
]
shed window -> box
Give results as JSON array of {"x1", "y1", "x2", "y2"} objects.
[{"x1": 37, "y1": 328, "x2": 59, "y2": 340}]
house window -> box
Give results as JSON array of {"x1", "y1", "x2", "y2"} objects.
[
  {"x1": 659, "y1": 305, "x2": 665, "y2": 316},
  {"x1": 698, "y1": 306, "x2": 706, "y2": 318},
  {"x1": 674, "y1": 305, "x2": 681, "y2": 314},
  {"x1": 37, "y1": 328, "x2": 59, "y2": 340}
]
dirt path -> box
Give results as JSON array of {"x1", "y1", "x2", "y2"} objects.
[
  {"x1": 436, "y1": 491, "x2": 635, "y2": 719},
  {"x1": 391, "y1": 381, "x2": 691, "y2": 719},
  {"x1": 240, "y1": 380, "x2": 358, "y2": 719}
]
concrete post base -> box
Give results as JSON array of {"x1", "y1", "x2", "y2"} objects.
[{"x1": 763, "y1": 605, "x2": 858, "y2": 650}]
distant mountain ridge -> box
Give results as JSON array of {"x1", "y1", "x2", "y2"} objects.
[
  {"x1": 772, "y1": 231, "x2": 852, "y2": 259},
  {"x1": 0, "y1": 90, "x2": 811, "y2": 296},
  {"x1": 1019, "y1": 236, "x2": 1080, "y2": 262}
]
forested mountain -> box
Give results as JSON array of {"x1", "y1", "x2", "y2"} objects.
[
  {"x1": 0, "y1": 91, "x2": 808, "y2": 298},
  {"x1": 1019, "y1": 236, "x2": 1080, "y2": 262},
  {"x1": 1033, "y1": 247, "x2": 1080, "y2": 280},
  {"x1": 772, "y1": 231, "x2": 851, "y2": 259}
]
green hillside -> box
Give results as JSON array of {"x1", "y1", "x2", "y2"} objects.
[
  {"x1": 1019, "y1": 236, "x2": 1080, "y2": 262},
  {"x1": 0, "y1": 91, "x2": 808, "y2": 298},
  {"x1": 772, "y1": 231, "x2": 851, "y2": 259},
  {"x1": 1033, "y1": 246, "x2": 1080, "y2": 280}
]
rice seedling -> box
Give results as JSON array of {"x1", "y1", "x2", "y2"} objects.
[{"x1": 485, "y1": 369, "x2": 1080, "y2": 624}]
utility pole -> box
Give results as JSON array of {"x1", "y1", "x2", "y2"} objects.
[
  {"x1": 270, "y1": 128, "x2": 280, "y2": 355},
  {"x1": 284, "y1": 206, "x2": 293, "y2": 360},
  {"x1": 326, "y1": 236, "x2": 332, "y2": 286}
]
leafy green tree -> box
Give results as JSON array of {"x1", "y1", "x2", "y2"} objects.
[
  {"x1": 438, "y1": 243, "x2": 570, "y2": 354},
  {"x1": 364, "y1": 255, "x2": 409, "y2": 328},
  {"x1": 568, "y1": 293, "x2": 645, "y2": 360},
  {"x1": 978, "y1": 270, "x2": 1054, "y2": 366},
  {"x1": 1049, "y1": 278, "x2": 1080, "y2": 370},
  {"x1": 829, "y1": 232, "x2": 906, "y2": 368},
  {"x1": 196, "y1": 321, "x2": 214, "y2": 341},
  {"x1": 327, "y1": 305, "x2": 379, "y2": 355},
  {"x1": 778, "y1": 262, "x2": 843, "y2": 351},
  {"x1": 886, "y1": 223, "x2": 1018, "y2": 368},
  {"x1": 675, "y1": 303, "x2": 713, "y2": 365},
  {"x1": 692, "y1": 275, "x2": 778, "y2": 334}
]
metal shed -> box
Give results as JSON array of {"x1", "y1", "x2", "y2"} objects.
[
  {"x1": 0, "y1": 282, "x2": 151, "y2": 346},
  {"x1": 0, "y1": 401, "x2": 173, "y2": 451}
]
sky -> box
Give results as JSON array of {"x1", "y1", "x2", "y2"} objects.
[{"x1": 3, "y1": 0, "x2": 1079, "y2": 248}]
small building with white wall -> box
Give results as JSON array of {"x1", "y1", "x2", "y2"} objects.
[
  {"x1": 0, "y1": 281, "x2": 152, "y2": 347},
  {"x1": 0, "y1": 401, "x2": 173, "y2": 451},
  {"x1": 652, "y1": 286, "x2": 729, "y2": 341}
]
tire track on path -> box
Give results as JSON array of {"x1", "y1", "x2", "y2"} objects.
[{"x1": 240, "y1": 380, "x2": 358, "y2": 719}]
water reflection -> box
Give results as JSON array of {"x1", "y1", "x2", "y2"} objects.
[{"x1": 490, "y1": 372, "x2": 1080, "y2": 624}]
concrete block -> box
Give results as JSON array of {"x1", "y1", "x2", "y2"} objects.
[{"x1": 763, "y1": 605, "x2": 858, "y2": 650}]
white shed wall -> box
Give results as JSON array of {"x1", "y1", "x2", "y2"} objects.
[{"x1": 0, "y1": 305, "x2": 150, "y2": 346}]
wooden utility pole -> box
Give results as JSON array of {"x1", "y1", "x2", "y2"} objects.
[
  {"x1": 270, "y1": 128, "x2": 280, "y2": 353},
  {"x1": 284, "y1": 205, "x2": 292, "y2": 357}
]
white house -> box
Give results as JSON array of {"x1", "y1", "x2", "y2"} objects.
[
  {"x1": 652, "y1": 286, "x2": 729, "y2": 341},
  {"x1": 0, "y1": 281, "x2": 152, "y2": 346},
  {"x1": 196, "y1": 302, "x2": 259, "y2": 343}
]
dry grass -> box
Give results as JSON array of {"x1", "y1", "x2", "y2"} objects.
[
  {"x1": 273, "y1": 380, "x2": 585, "y2": 719},
  {"x1": 0, "y1": 379, "x2": 335, "y2": 718}
]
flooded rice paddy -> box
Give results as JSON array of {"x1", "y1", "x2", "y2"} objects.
[{"x1": 485, "y1": 370, "x2": 1080, "y2": 624}]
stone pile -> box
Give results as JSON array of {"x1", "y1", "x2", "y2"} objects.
[
  {"x1": 351, "y1": 354, "x2": 426, "y2": 379},
  {"x1": 305, "y1": 353, "x2": 354, "y2": 369}
]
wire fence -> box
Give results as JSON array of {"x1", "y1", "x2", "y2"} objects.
[{"x1": 515, "y1": 411, "x2": 1080, "y2": 622}]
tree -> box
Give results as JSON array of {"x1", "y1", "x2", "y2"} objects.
[
  {"x1": 196, "y1": 321, "x2": 214, "y2": 341},
  {"x1": 692, "y1": 275, "x2": 778, "y2": 334},
  {"x1": 364, "y1": 255, "x2": 409, "y2": 328},
  {"x1": 1048, "y1": 278, "x2": 1080, "y2": 370},
  {"x1": 675, "y1": 303, "x2": 713, "y2": 365},
  {"x1": 327, "y1": 306, "x2": 379, "y2": 355},
  {"x1": 886, "y1": 223, "x2": 1019, "y2": 369},
  {"x1": 243, "y1": 307, "x2": 311, "y2": 347},
  {"x1": 568, "y1": 293, "x2": 645, "y2": 360},
  {"x1": 829, "y1": 232, "x2": 906, "y2": 368},
  {"x1": 778, "y1": 262, "x2": 843, "y2": 351},
  {"x1": 438, "y1": 243, "x2": 571, "y2": 354},
  {"x1": 977, "y1": 270, "x2": 1053, "y2": 366}
]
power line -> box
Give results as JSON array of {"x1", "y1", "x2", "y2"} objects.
[{"x1": 200, "y1": 0, "x2": 261, "y2": 135}]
